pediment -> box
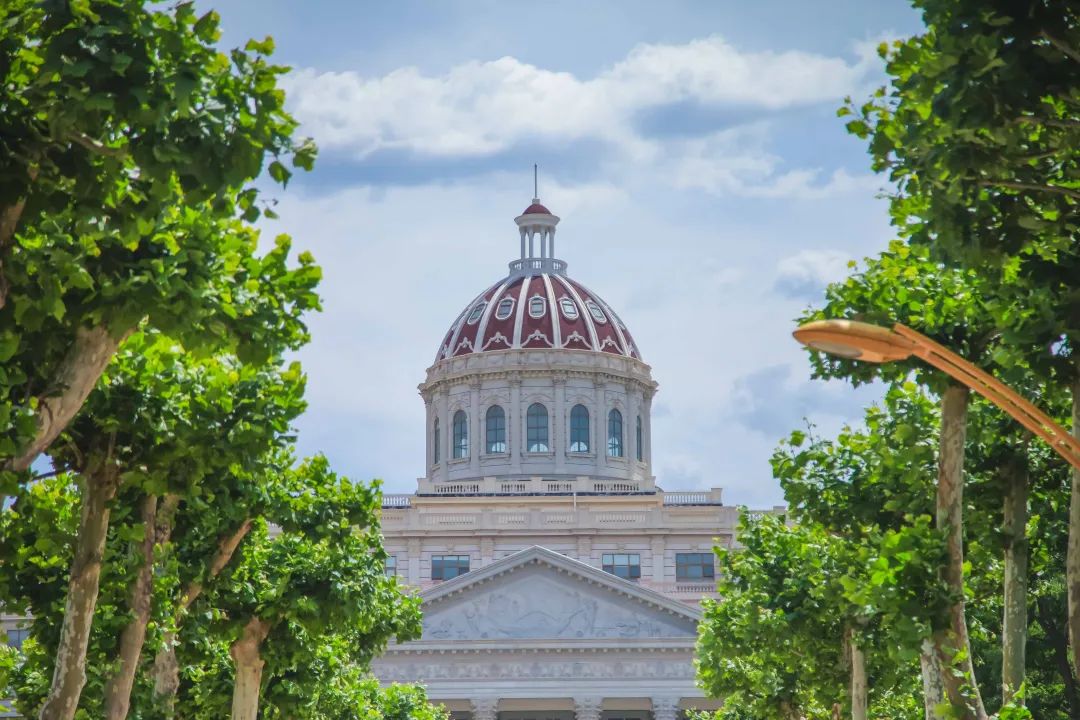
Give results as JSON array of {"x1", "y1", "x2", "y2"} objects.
[{"x1": 417, "y1": 546, "x2": 699, "y2": 642}]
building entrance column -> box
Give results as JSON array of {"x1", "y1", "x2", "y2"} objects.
[
  {"x1": 472, "y1": 698, "x2": 499, "y2": 720},
  {"x1": 574, "y1": 697, "x2": 602, "y2": 720}
]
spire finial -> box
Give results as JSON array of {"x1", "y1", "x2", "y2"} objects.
[{"x1": 533, "y1": 163, "x2": 538, "y2": 200}]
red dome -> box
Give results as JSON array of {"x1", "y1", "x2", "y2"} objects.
[
  {"x1": 435, "y1": 273, "x2": 640, "y2": 362},
  {"x1": 522, "y1": 202, "x2": 552, "y2": 215}
]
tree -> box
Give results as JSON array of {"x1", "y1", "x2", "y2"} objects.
[
  {"x1": 0, "y1": 0, "x2": 318, "y2": 485},
  {"x1": 0, "y1": 333, "x2": 307, "y2": 719},
  {"x1": 800, "y1": 242, "x2": 1007, "y2": 719},
  {"x1": 172, "y1": 456, "x2": 422, "y2": 720},
  {"x1": 843, "y1": 0, "x2": 1080, "y2": 683}
]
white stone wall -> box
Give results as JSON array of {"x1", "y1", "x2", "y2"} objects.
[{"x1": 421, "y1": 349, "x2": 657, "y2": 486}]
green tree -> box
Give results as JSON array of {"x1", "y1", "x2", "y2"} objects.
[
  {"x1": 0, "y1": 0, "x2": 318, "y2": 484},
  {"x1": 843, "y1": 0, "x2": 1080, "y2": 683}
]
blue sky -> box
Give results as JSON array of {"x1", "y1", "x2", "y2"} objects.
[{"x1": 207, "y1": 0, "x2": 924, "y2": 506}]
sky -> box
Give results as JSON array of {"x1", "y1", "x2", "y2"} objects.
[{"x1": 206, "y1": 0, "x2": 925, "y2": 507}]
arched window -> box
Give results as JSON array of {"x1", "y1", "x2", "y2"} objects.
[
  {"x1": 570, "y1": 404, "x2": 590, "y2": 452},
  {"x1": 607, "y1": 409, "x2": 623, "y2": 457},
  {"x1": 433, "y1": 418, "x2": 441, "y2": 464},
  {"x1": 452, "y1": 410, "x2": 468, "y2": 459},
  {"x1": 636, "y1": 415, "x2": 643, "y2": 461},
  {"x1": 486, "y1": 405, "x2": 506, "y2": 453},
  {"x1": 526, "y1": 403, "x2": 549, "y2": 452}
]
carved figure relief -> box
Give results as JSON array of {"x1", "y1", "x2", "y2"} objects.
[{"x1": 419, "y1": 567, "x2": 692, "y2": 640}]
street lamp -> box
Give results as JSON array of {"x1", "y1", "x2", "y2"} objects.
[{"x1": 793, "y1": 319, "x2": 1080, "y2": 471}]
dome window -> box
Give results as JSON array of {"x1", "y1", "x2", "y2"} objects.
[
  {"x1": 466, "y1": 301, "x2": 487, "y2": 325},
  {"x1": 529, "y1": 295, "x2": 547, "y2": 319},
  {"x1": 559, "y1": 297, "x2": 579, "y2": 320},
  {"x1": 527, "y1": 403, "x2": 550, "y2": 452},
  {"x1": 586, "y1": 301, "x2": 607, "y2": 324},
  {"x1": 495, "y1": 297, "x2": 515, "y2": 320}
]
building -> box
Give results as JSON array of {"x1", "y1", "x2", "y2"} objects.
[{"x1": 372, "y1": 195, "x2": 781, "y2": 720}]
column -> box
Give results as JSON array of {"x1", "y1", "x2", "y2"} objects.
[
  {"x1": 407, "y1": 538, "x2": 421, "y2": 586},
  {"x1": 574, "y1": 696, "x2": 602, "y2": 720},
  {"x1": 472, "y1": 698, "x2": 498, "y2": 720},
  {"x1": 652, "y1": 697, "x2": 679, "y2": 720},
  {"x1": 553, "y1": 373, "x2": 566, "y2": 473},
  {"x1": 628, "y1": 386, "x2": 640, "y2": 468},
  {"x1": 440, "y1": 389, "x2": 451, "y2": 482},
  {"x1": 469, "y1": 378, "x2": 481, "y2": 474},
  {"x1": 643, "y1": 393, "x2": 654, "y2": 468},
  {"x1": 509, "y1": 374, "x2": 522, "y2": 473},
  {"x1": 593, "y1": 380, "x2": 606, "y2": 477}
]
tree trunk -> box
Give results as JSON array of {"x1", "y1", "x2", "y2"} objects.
[
  {"x1": 229, "y1": 618, "x2": 270, "y2": 720},
  {"x1": 152, "y1": 518, "x2": 253, "y2": 713},
  {"x1": 850, "y1": 631, "x2": 868, "y2": 720},
  {"x1": 5, "y1": 325, "x2": 129, "y2": 473},
  {"x1": 0, "y1": 196, "x2": 27, "y2": 310},
  {"x1": 39, "y1": 464, "x2": 120, "y2": 720},
  {"x1": 931, "y1": 385, "x2": 987, "y2": 720},
  {"x1": 1001, "y1": 454, "x2": 1029, "y2": 706},
  {"x1": 1068, "y1": 379, "x2": 1080, "y2": 684},
  {"x1": 102, "y1": 494, "x2": 179, "y2": 720},
  {"x1": 1035, "y1": 594, "x2": 1080, "y2": 717},
  {"x1": 920, "y1": 639, "x2": 947, "y2": 720}
]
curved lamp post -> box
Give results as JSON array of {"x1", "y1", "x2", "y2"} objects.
[{"x1": 793, "y1": 319, "x2": 1080, "y2": 471}]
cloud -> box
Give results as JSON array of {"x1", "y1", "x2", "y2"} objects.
[
  {"x1": 730, "y1": 364, "x2": 880, "y2": 439},
  {"x1": 774, "y1": 248, "x2": 853, "y2": 299},
  {"x1": 283, "y1": 35, "x2": 876, "y2": 160}
]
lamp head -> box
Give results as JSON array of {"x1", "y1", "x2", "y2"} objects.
[{"x1": 793, "y1": 319, "x2": 916, "y2": 364}]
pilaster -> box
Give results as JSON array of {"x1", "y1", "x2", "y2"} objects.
[
  {"x1": 407, "y1": 538, "x2": 421, "y2": 585},
  {"x1": 574, "y1": 696, "x2": 603, "y2": 720},
  {"x1": 469, "y1": 378, "x2": 482, "y2": 473},
  {"x1": 553, "y1": 373, "x2": 566, "y2": 473},
  {"x1": 509, "y1": 374, "x2": 522, "y2": 473},
  {"x1": 652, "y1": 697, "x2": 680, "y2": 720},
  {"x1": 439, "y1": 389, "x2": 451, "y2": 482},
  {"x1": 471, "y1": 698, "x2": 498, "y2": 720},
  {"x1": 651, "y1": 536, "x2": 666, "y2": 583}
]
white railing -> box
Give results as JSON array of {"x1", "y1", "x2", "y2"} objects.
[
  {"x1": 382, "y1": 494, "x2": 412, "y2": 508},
  {"x1": 508, "y1": 258, "x2": 568, "y2": 276},
  {"x1": 421, "y1": 513, "x2": 478, "y2": 528},
  {"x1": 496, "y1": 513, "x2": 528, "y2": 526},
  {"x1": 417, "y1": 476, "x2": 651, "y2": 496},
  {"x1": 542, "y1": 511, "x2": 575, "y2": 526},
  {"x1": 595, "y1": 511, "x2": 648, "y2": 525}
]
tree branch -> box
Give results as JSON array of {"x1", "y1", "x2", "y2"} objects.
[
  {"x1": 179, "y1": 518, "x2": 253, "y2": 612},
  {"x1": 1042, "y1": 30, "x2": 1080, "y2": 64},
  {"x1": 66, "y1": 132, "x2": 128, "y2": 158},
  {"x1": 3, "y1": 324, "x2": 135, "y2": 473},
  {"x1": 979, "y1": 179, "x2": 1080, "y2": 201}
]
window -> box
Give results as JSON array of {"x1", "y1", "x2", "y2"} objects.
[
  {"x1": 495, "y1": 297, "x2": 515, "y2": 320},
  {"x1": 527, "y1": 403, "x2": 549, "y2": 452},
  {"x1": 529, "y1": 295, "x2": 546, "y2": 318},
  {"x1": 433, "y1": 418, "x2": 440, "y2": 463},
  {"x1": 486, "y1": 405, "x2": 506, "y2": 453},
  {"x1": 676, "y1": 553, "x2": 715, "y2": 580},
  {"x1": 452, "y1": 410, "x2": 468, "y2": 459},
  {"x1": 570, "y1": 404, "x2": 590, "y2": 452},
  {"x1": 384, "y1": 555, "x2": 397, "y2": 577},
  {"x1": 607, "y1": 409, "x2": 623, "y2": 457},
  {"x1": 466, "y1": 301, "x2": 486, "y2": 324},
  {"x1": 636, "y1": 415, "x2": 643, "y2": 461},
  {"x1": 559, "y1": 297, "x2": 579, "y2": 320},
  {"x1": 586, "y1": 300, "x2": 607, "y2": 323},
  {"x1": 602, "y1": 553, "x2": 641, "y2": 580},
  {"x1": 431, "y1": 555, "x2": 470, "y2": 581},
  {"x1": 4, "y1": 626, "x2": 28, "y2": 651}
]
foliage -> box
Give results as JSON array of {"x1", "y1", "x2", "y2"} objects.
[{"x1": 0, "y1": 0, "x2": 320, "y2": 486}]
